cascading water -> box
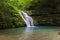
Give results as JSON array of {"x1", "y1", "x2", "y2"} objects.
[
  {"x1": 18, "y1": 11, "x2": 34, "y2": 40},
  {"x1": 19, "y1": 11, "x2": 34, "y2": 27}
]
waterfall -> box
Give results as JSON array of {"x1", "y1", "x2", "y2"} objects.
[{"x1": 19, "y1": 11, "x2": 34, "y2": 27}]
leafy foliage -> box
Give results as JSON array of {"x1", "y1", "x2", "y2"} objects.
[
  {"x1": 28, "y1": 0, "x2": 60, "y2": 26},
  {"x1": 0, "y1": 0, "x2": 33, "y2": 28},
  {"x1": 0, "y1": 0, "x2": 60, "y2": 29}
]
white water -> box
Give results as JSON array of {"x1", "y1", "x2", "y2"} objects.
[{"x1": 19, "y1": 11, "x2": 34, "y2": 27}]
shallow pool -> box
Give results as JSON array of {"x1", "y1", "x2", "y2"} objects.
[{"x1": 0, "y1": 26, "x2": 60, "y2": 40}]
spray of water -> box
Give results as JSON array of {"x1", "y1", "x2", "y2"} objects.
[{"x1": 19, "y1": 11, "x2": 34, "y2": 27}]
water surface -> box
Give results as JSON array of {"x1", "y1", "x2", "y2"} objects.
[{"x1": 0, "y1": 26, "x2": 60, "y2": 40}]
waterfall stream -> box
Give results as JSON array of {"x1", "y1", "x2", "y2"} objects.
[{"x1": 19, "y1": 11, "x2": 34, "y2": 27}]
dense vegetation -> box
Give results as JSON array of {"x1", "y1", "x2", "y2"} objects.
[
  {"x1": 0, "y1": 0, "x2": 33, "y2": 28},
  {"x1": 0, "y1": 0, "x2": 60, "y2": 29},
  {"x1": 28, "y1": 0, "x2": 60, "y2": 26}
]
